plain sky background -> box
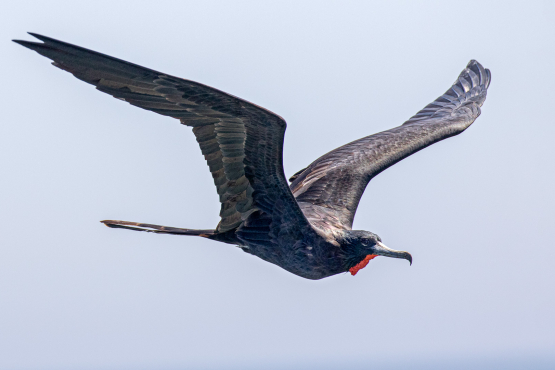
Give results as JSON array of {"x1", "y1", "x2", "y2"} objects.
[{"x1": 1, "y1": 1, "x2": 554, "y2": 369}]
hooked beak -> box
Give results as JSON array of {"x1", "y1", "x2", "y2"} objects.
[{"x1": 374, "y1": 241, "x2": 412, "y2": 265}]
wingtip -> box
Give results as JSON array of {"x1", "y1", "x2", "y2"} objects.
[
  {"x1": 466, "y1": 59, "x2": 478, "y2": 67},
  {"x1": 464, "y1": 59, "x2": 482, "y2": 70},
  {"x1": 466, "y1": 59, "x2": 485, "y2": 73},
  {"x1": 13, "y1": 33, "x2": 59, "y2": 48},
  {"x1": 469, "y1": 59, "x2": 491, "y2": 74},
  {"x1": 462, "y1": 59, "x2": 491, "y2": 90},
  {"x1": 12, "y1": 39, "x2": 40, "y2": 49},
  {"x1": 13, "y1": 33, "x2": 49, "y2": 49},
  {"x1": 27, "y1": 32, "x2": 51, "y2": 42}
]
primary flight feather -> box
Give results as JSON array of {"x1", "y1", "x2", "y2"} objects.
[{"x1": 14, "y1": 33, "x2": 490, "y2": 279}]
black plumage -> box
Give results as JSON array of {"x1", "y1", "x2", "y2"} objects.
[{"x1": 14, "y1": 33, "x2": 490, "y2": 279}]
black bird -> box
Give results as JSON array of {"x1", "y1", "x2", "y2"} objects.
[{"x1": 14, "y1": 33, "x2": 490, "y2": 280}]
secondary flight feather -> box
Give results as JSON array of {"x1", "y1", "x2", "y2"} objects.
[{"x1": 14, "y1": 33, "x2": 490, "y2": 279}]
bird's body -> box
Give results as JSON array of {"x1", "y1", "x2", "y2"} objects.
[{"x1": 14, "y1": 34, "x2": 490, "y2": 279}]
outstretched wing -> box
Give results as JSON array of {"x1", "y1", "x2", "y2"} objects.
[
  {"x1": 14, "y1": 33, "x2": 311, "y2": 235},
  {"x1": 290, "y1": 60, "x2": 491, "y2": 231}
]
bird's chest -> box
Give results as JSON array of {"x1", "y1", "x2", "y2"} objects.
[{"x1": 245, "y1": 240, "x2": 346, "y2": 280}]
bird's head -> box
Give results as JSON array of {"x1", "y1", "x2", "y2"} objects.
[{"x1": 342, "y1": 230, "x2": 412, "y2": 275}]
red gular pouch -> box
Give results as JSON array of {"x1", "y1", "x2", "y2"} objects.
[{"x1": 349, "y1": 254, "x2": 378, "y2": 276}]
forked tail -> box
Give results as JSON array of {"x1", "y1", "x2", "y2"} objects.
[{"x1": 101, "y1": 220, "x2": 215, "y2": 237}]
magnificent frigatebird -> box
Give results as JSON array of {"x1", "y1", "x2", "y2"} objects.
[{"x1": 14, "y1": 33, "x2": 490, "y2": 279}]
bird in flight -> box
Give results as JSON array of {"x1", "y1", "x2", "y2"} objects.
[{"x1": 14, "y1": 33, "x2": 490, "y2": 280}]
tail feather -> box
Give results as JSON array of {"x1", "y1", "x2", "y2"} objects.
[{"x1": 100, "y1": 220, "x2": 215, "y2": 237}]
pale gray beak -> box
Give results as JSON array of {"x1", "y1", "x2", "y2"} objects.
[{"x1": 373, "y1": 241, "x2": 412, "y2": 265}]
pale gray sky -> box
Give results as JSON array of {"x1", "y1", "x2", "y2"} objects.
[{"x1": 1, "y1": 1, "x2": 554, "y2": 369}]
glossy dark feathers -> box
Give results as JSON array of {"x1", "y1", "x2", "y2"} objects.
[
  {"x1": 14, "y1": 33, "x2": 307, "y2": 232},
  {"x1": 14, "y1": 33, "x2": 490, "y2": 279},
  {"x1": 289, "y1": 60, "x2": 490, "y2": 231}
]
